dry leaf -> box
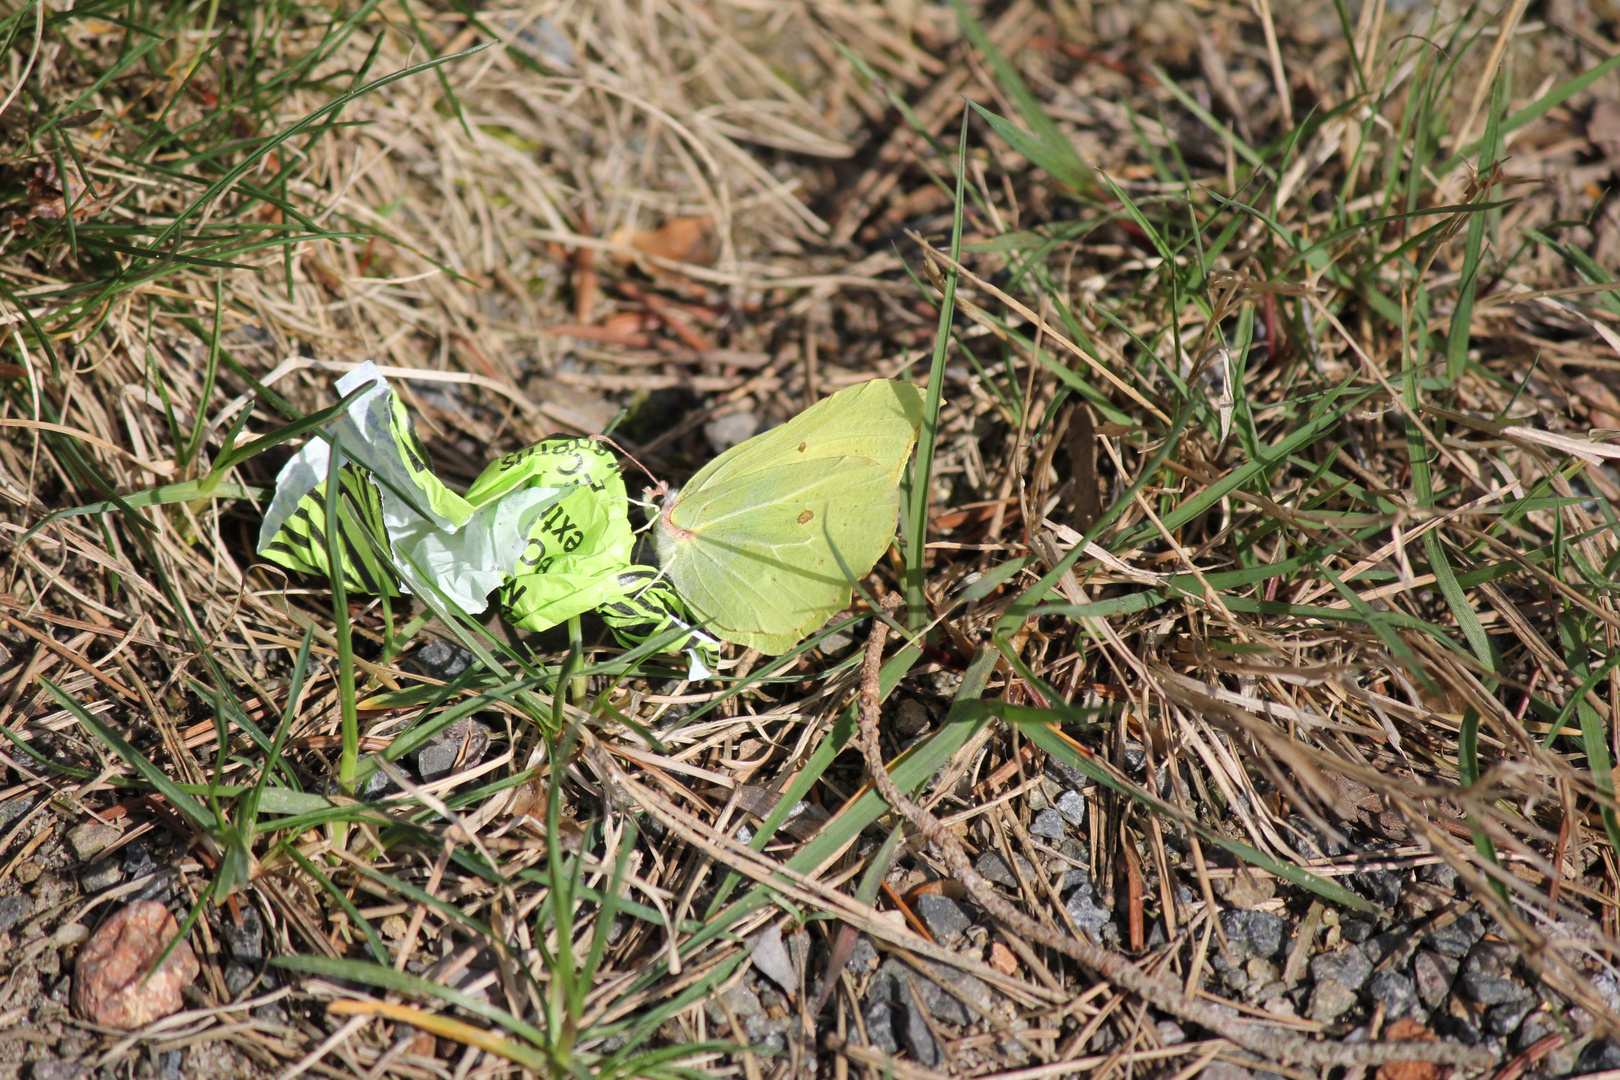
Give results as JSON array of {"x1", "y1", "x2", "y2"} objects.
[
  {"x1": 609, "y1": 217, "x2": 717, "y2": 266},
  {"x1": 1572, "y1": 374, "x2": 1620, "y2": 429},
  {"x1": 1374, "y1": 1018, "x2": 1445, "y2": 1080}
]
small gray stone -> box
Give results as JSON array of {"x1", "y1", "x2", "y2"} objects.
[
  {"x1": 222, "y1": 905, "x2": 265, "y2": 962},
  {"x1": 748, "y1": 925, "x2": 799, "y2": 997},
  {"x1": 1545, "y1": 1041, "x2": 1583, "y2": 1076},
  {"x1": 1413, "y1": 950, "x2": 1458, "y2": 1010},
  {"x1": 1351, "y1": 868, "x2": 1404, "y2": 909},
  {"x1": 1596, "y1": 971, "x2": 1620, "y2": 1013},
  {"x1": 1309, "y1": 944, "x2": 1371, "y2": 991},
  {"x1": 413, "y1": 719, "x2": 492, "y2": 782},
  {"x1": 1340, "y1": 918, "x2": 1374, "y2": 944},
  {"x1": 898, "y1": 981, "x2": 942, "y2": 1067},
  {"x1": 1054, "y1": 790, "x2": 1087, "y2": 826},
  {"x1": 1307, "y1": 978, "x2": 1359, "y2": 1022},
  {"x1": 343, "y1": 770, "x2": 394, "y2": 801},
  {"x1": 1514, "y1": 1009, "x2": 1558, "y2": 1052},
  {"x1": 705, "y1": 979, "x2": 764, "y2": 1033},
  {"x1": 121, "y1": 844, "x2": 155, "y2": 876},
  {"x1": 1426, "y1": 909, "x2": 1485, "y2": 958},
  {"x1": 1487, "y1": 998, "x2": 1534, "y2": 1037},
  {"x1": 1461, "y1": 941, "x2": 1529, "y2": 1005},
  {"x1": 66, "y1": 822, "x2": 120, "y2": 862},
  {"x1": 78, "y1": 860, "x2": 121, "y2": 893},
  {"x1": 1057, "y1": 840, "x2": 1090, "y2": 889},
  {"x1": 31, "y1": 1060, "x2": 89, "y2": 1080},
  {"x1": 818, "y1": 630, "x2": 854, "y2": 654},
  {"x1": 867, "y1": 959, "x2": 979, "y2": 1026},
  {"x1": 0, "y1": 895, "x2": 29, "y2": 933},
  {"x1": 224, "y1": 961, "x2": 257, "y2": 997},
  {"x1": 863, "y1": 1000, "x2": 898, "y2": 1054},
  {"x1": 892, "y1": 699, "x2": 930, "y2": 735},
  {"x1": 1441, "y1": 994, "x2": 1487, "y2": 1044},
  {"x1": 1419, "y1": 862, "x2": 1459, "y2": 891},
  {"x1": 915, "y1": 895, "x2": 972, "y2": 942},
  {"x1": 1065, "y1": 880, "x2": 1113, "y2": 941},
  {"x1": 1157, "y1": 1019, "x2": 1186, "y2": 1045},
  {"x1": 911, "y1": 974, "x2": 969, "y2": 1026},
  {"x1": 974, "y1": 851, "x2": 1033, "y2": 889},
  {"x1": 1397, "y1": 881, "x2": 1453, "y2": 922},
  {"x1": 1220, "y1": 909, "x2": 1287, "y2": 961},
  {"x1": 1030, "y1": 809, "x2": 1067, "y2": 841},
  {"x1": 1364, "y1": 928, "x2": 1419, "y2": 970},
  {"x1": 0, "y1": 795, "x2": 36, "y2": 828},
  {"x1": 408, "y1": 638, "x2": 476, "y2": 681},
  {"x1": 706, "y1": 411, "x2": 760, "y2": 453},
  {"x1": 1196, "y1": 1063, "x2": 1255, "y2": 1080},
  {"x1": 1367, "y1": 971, "x2": 1422, "y2": 1020},
  {"x1": 1285, "y1": 814, "x2": 1346, "y2": 858},
  {"x1": 1045, "y1": 759, "x2": 1088, "y2": 789},
  {"x1": 846, "y1": 935, "x2": 878, "y2": 973},
  {"x1": 1579, "y1": 1040, "x2": 1620, "y2": 1073}
]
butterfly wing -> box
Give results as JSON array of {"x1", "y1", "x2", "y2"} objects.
[
  {"x1": 662, "y1": 457, "x2": 902, "y2": 652},
  {"x1": 679, "y1": 379, "x2": 923, "y2": 492}
]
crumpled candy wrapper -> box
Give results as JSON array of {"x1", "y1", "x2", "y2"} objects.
[{"x1": 257, "y1": 362, "x2": 714, "y2": 677}]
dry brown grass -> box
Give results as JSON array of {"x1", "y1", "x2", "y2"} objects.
[{"x1": 5, "y1": 1, "x2": 1620, "y2": 1078}]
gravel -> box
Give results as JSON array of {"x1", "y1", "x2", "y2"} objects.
[
  {"x1": 1425, "y1": 909, "x2": 1485, "y2": 958},
  {"x1": 1366, "y1": 970, "x2": 1422, "y2": 1021},
  {"x1": 0, "y1": 895, "x2": 29, "y2": 933},
  {"x1": 1307, "y1": 977, "x2": 1359, "y2": 1021},
  {"x1": 898, "y1": 982, "x2": 943, "y2": 1066},
  {"x1": 1309, "y1": 944, "x2": 1371, "y2": 991},
  {"x1": 66, "y1": 822, "x2": 120, "y2": 862},
  {"x1": 412, "y1": 718, "x2": 492, "y2": 782},
  {"x1": 406, "y1": 638, "x2": 476, "y2": 681},
  {"x1": 1030, "y1": 808, "x2": 1067, "y2": 840},
  {"x1": 842, "y1": 801, "x2": 1597, "y2": 1077},
  {"x1": 1350, "y1": 868, "x2": 1404, "y2": 908},
  {"x1": 1413, "y1": 950, "x2": 1459, "y2": 1010},
  {"x1": 1064, "y1": 876, "x2": 1113, "y2": 941},
  {"x1": 1220, "y1": 909, "x2": 1287, "y2": 961},
  {"x1": 915, "y1": 895, "x2": 972, "y2": 942},
  {"x1": 1460, "y1": 941, "x2": 1530, "y2": 1005},
  {"x1": 1054, "y1": 789, "x2": 1087, "y2": 826},
  {"x1": 1486, "y1": 998, "x2": 1534, "y2": 1036},
  {"x1": 863, "y1": 958, "x2": 989, "y2": 1066},
  {"x1": 974, "y1": 851, "x2": 1034, "y2": 888},
  {"x1": 78, "y1": 859, "x2": 121, "y2": 893}
]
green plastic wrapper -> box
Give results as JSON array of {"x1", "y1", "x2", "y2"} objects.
[{"x1": 256, "y1": 362, "x2": 715, "y2": 677}]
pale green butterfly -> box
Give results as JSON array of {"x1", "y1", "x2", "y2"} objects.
[{"x1": 654, "y1": 379, "x2": 925, "y2": 653}]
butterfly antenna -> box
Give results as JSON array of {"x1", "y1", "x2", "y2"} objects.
[{"x1": 592, "y1": 434, "x2": 661, "y2": 486}]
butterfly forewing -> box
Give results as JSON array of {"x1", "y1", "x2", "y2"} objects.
[{"x1": 680, "y1": 380, "x2": 922, "y2": 495}]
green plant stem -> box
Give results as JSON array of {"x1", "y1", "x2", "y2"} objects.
[
  {"x1": 325, "y1": 442, "x2": 360, "y2": 794},
  {"x1": 566, "y1": 614, "x2": 586, "y2": 706},
  {"x1": 904, "y1": 115, "x2": 968, "y2": 637}
]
